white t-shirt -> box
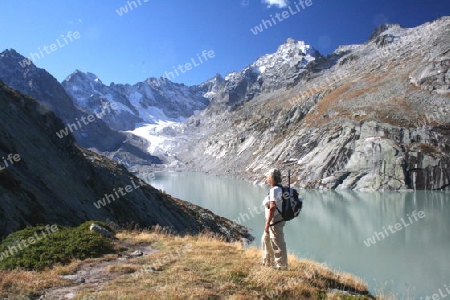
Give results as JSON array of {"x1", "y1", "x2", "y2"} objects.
[{"x1": 262, "y1": 186, "x2": 283, "y2": 219}]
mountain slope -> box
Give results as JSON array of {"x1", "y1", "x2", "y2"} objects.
[
  {"x1": 57, "y1": 40, "x2": 319, "y2": 161},
  {"x1": 175, "y1": 17, "x2": 450, "y2": 190},
  {"x1": 62, "y1": 70, "x2": 210, "y2": 131},
  {"x1": 0, "y1": 81, "x2": 252, "y2": 241},
  {"x1": 204, "y1": 38, "x2": 321, "y2": 112},
  {"x1": 60, "y1": 39, "x2": 319, "y2": 131},
  {"x1": 0, "y1": 50, "x2": 160, "y2": 166}
]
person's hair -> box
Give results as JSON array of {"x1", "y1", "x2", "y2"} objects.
[{"x1": 267, "y1": 168, "x2": 282, "y2": 186}]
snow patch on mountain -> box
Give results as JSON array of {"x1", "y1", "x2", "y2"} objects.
[
  {"x1": 128, "y1": 121, "x2": 185, "y2": 155},
  {"x1": 62, "y1": 71, "x2": 209, "y2": 131}
]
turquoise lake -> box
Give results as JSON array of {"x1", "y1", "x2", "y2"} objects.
[{"x1": 146, "y1": 171, "x2": 450, "y2": 299}]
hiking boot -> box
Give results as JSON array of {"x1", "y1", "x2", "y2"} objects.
[
  {"x1": 260, "y1": 260, "x2": 273, "y2": 267},
  {"x1": 273, "y1": 264, "x2": 288, "y2": 270}
]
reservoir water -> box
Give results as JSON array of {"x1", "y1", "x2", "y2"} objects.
[{"x1": 148, "y1": 171, "x2": 450, "y2": 299}]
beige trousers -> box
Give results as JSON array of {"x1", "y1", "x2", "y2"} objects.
[{"x1": 261, "y1": 214, "x2": 288, "y2": 268}]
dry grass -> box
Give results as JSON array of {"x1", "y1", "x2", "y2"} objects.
[
  {"x1": 296, "y1": 64, "x2": 431, "y2": 129},
  {"x1": 54, "y1": 260, "x2": 85, "y2": 275},
  {"x1": 104, "y1": 264, "x2": 140, "y2": 274},
  {"x1": 1, "y1": 231, "x2": 375, "y2": 299},
  {"x1": 0, "y1": 267, "x2": 70, "y2": 298},
  {"x1": 300, "y1": 83, "x2": 361, "y2": 127}
]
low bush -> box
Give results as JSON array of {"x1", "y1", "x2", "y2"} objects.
[{"x1": 0, "y1": 221, "x2": 116, "y2": 270}]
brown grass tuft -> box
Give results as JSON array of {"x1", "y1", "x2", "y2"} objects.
[{"x1": 104, "y1": 264, "x2": 139, "y2": 274}]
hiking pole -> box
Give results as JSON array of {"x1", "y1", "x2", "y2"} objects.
[
  {"x1": 288, "y1": 169, "x2": 290, "y2": 188},
  {"x1": 288, "y1": 169, "x2": 293, "y2": 199}
]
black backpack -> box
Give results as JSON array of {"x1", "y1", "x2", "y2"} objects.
[{"x1": 271, "y1": 170, "x2": 303, "y2": 226}]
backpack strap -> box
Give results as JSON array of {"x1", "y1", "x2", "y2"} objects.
[
  {"x1": 270, "y1": 185, "x2": 285, "y2": 226},
  {"x1": 269, "y1": 219, "x2": 285, "y2": 226},
  {"x1": 274, "y1": 184, "x2": 283, "y2": 215},
  {"x1": 270, "y1": 170, "x2": 291, "y2": 226},
  {"x1": 275, "y1": 206, "x2": 282, "y2": 215}
]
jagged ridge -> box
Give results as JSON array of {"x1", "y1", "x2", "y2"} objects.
[{"x1": 62, "y1": 70, "x2": 210, "y2": 131}]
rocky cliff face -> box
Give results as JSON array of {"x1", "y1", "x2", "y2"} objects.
[
  {"x1": 0, "y1": 50, "x2": 160, "y2": 166},
  {"x1": 62, "y1": 70, "x2": 210, "y2": 131},
  {"x1": 175, "y1": 17, "x2": 450, "y2": 190},
  {"x1": 204, "y1": 39, "x2": 320, "y2": 112},
  {"x1": 0, "y1": 81, "x2": 252, "y2": 241}
]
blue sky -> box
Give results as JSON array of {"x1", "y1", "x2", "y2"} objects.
[{"x1": 1, "y1": 0, "x2": 448, "y2": 86}]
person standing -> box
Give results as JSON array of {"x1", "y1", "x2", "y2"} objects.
[{"x1": 261, "y1": 168, "x2": 288, "y2": 269}]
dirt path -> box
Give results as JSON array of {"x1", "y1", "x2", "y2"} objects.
[{"x1": 38, "y1": 241, "x2": 155, "y2": 300}]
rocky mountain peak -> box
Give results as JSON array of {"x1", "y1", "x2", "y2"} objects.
[
  {"x1": 1, "y1": 49, "x2": 25, "y2": 61},
  {"x1": 368, "y1": 23, "x2": 403, "y2": 42},
  {"x1": 0, "y1": 50, "x2": 162, "y2": 166},
  {"x1": 254, "y1": 38, "x2": 319, "y2": 71},
  {"x1": 203, "y1": 38, "x2": 321, "y2": 109},
  {"x1": 65, "y1": 70, "x2": 103, "y2": 85},
  {"x1": 199, "y1": 74, "x2": 225, "y2": 100},
  {"x1": 0, "y1": 49, "x2": 82, "y2": 122},
  {"x1": 62, "y1": 72, "x2": 210, "y2": 131},
  {"x1": 279, "y1": 38, "x2": 316, "y2": 56}
]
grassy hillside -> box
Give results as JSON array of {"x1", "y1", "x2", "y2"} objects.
[{"x1": 0, "y1": 226, "x2": 376, "y2": 299}]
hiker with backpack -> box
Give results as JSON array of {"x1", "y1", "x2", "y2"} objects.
[
  {"x1": 261, "y1": 168, "x2": 288, "y2": 269},
  {"x1": 261, "y1": 168, "x2": 303, "y2": 270}
]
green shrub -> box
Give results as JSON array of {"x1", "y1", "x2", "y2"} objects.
[{"x1": 0, "y1": 221, "x2": 116, "y2": 270}]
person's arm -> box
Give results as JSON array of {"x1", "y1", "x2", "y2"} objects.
[{"x1": 264, "y1": 201, "x2": 276, "y2": 233}]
